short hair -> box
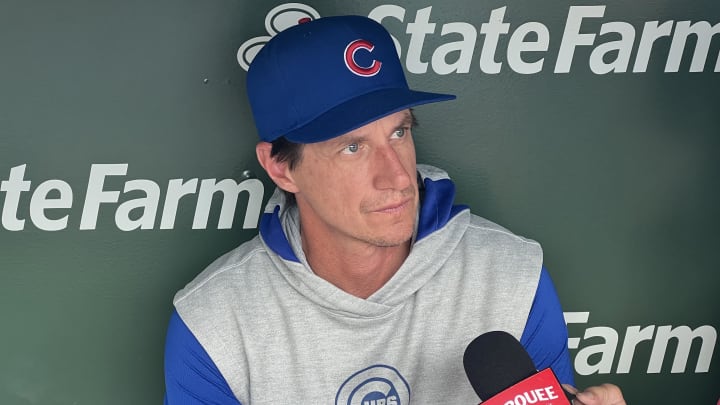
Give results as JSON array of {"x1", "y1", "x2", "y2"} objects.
[{"x1": 270, "y1": 137, "x2": 304, "y2": 205}]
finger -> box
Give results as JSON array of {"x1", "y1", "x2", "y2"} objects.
[
  {"x1": 562, "y1": 384, "x2": 584, "y2": 405},
  {"x1": 562, "y1": 384, "x2": 579, "y2": 395},
  {"x1": 575, "y1": 383, "x2": 626, "y2": 405}
]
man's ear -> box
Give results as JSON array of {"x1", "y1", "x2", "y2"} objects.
[{"x1": 256, "y1": 142, "x2": 300, "y2": 193}]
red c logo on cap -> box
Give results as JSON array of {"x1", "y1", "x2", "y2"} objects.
[{"x1": 344, "y1": 39, "x2": 382, "y2": 77}]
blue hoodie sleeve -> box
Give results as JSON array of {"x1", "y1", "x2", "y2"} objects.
[
  {"x1": 164, "y1": 309, "x2": 242, "y2": 405},
  {"x1": 520, "y1": 266, "x2": 575, "y2": 386}
]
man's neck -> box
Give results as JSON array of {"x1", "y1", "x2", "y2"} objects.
[{"x1": 301, "y1": 233, "x2": 411, "y2": 299}]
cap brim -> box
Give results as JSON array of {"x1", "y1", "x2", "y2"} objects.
[{"x1": 283, "y1": 88, "x2": 456, "y2": 143}]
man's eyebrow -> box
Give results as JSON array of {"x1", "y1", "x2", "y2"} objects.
[
  {"x1": 326, "y1": 133, "x2": 366, "y2": 148},
  {"x1": 400, "y1": 114, "x2": 414, "y2": 127},
  {"x1": 399, "y1": 110, "x2": 416, "y2": 127},
  {"x1": 326, "y1": 111, "x2": 414, "y2": 148}
]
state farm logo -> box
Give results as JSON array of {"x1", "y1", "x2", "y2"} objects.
[
  {"x1": 236, "y1": 3, "x2": 320, "y2": 70},
  {"x1": 237, "y1": 3, "x2": 720, "y2": 75}
]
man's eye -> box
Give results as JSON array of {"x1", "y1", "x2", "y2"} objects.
[
  {"x1": 392, "y1": 128, "x2": 407, "y2": 138},
  {"x1": 342, "y1": 143, "x2": 360, "y2": 154}
]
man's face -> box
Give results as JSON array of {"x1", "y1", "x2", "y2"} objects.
[{"x1": 288, "y1": 109, "x2": 418, "y2": 249}]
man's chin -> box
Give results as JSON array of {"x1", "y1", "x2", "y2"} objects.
[{"x1": 366, "y1": 228, "x2": 414, "y2": 248}]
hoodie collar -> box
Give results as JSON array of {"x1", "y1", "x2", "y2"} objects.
[{"x1": 257, "y1": 164, "x2": 470, "y2": 315}]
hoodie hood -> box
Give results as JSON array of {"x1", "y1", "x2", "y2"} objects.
[{"x1": 257, "y1": 164, "x2": 470, "y2": 316}]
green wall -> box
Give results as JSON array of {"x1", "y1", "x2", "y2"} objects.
[{"x1": 1, "y1": 0, "x2": 718, "y2": 403}]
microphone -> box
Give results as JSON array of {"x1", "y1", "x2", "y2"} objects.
[{"x1": 463, "y1": 330, "x2": 575, "y2": 405}]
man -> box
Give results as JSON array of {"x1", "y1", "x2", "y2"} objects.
[{"x1": 164, "y1": 15, "x2": 625, "y2": 404}]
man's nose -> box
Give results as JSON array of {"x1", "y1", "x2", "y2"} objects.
[{"x1": 372, "y1": 145, "x2": 412, "y2": 191}]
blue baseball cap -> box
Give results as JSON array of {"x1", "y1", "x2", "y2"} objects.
[{"x1": 246, "y1": 15, "x2": 455, "y2": 143}]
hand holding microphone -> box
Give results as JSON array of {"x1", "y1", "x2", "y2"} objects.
[{"x1": 564, "y1": 384, "x2": 626, "y2": 405}]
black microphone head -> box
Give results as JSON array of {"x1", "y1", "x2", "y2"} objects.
[{"x1": 463, "y1": 330, "x2": 537, "y2": 400}]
